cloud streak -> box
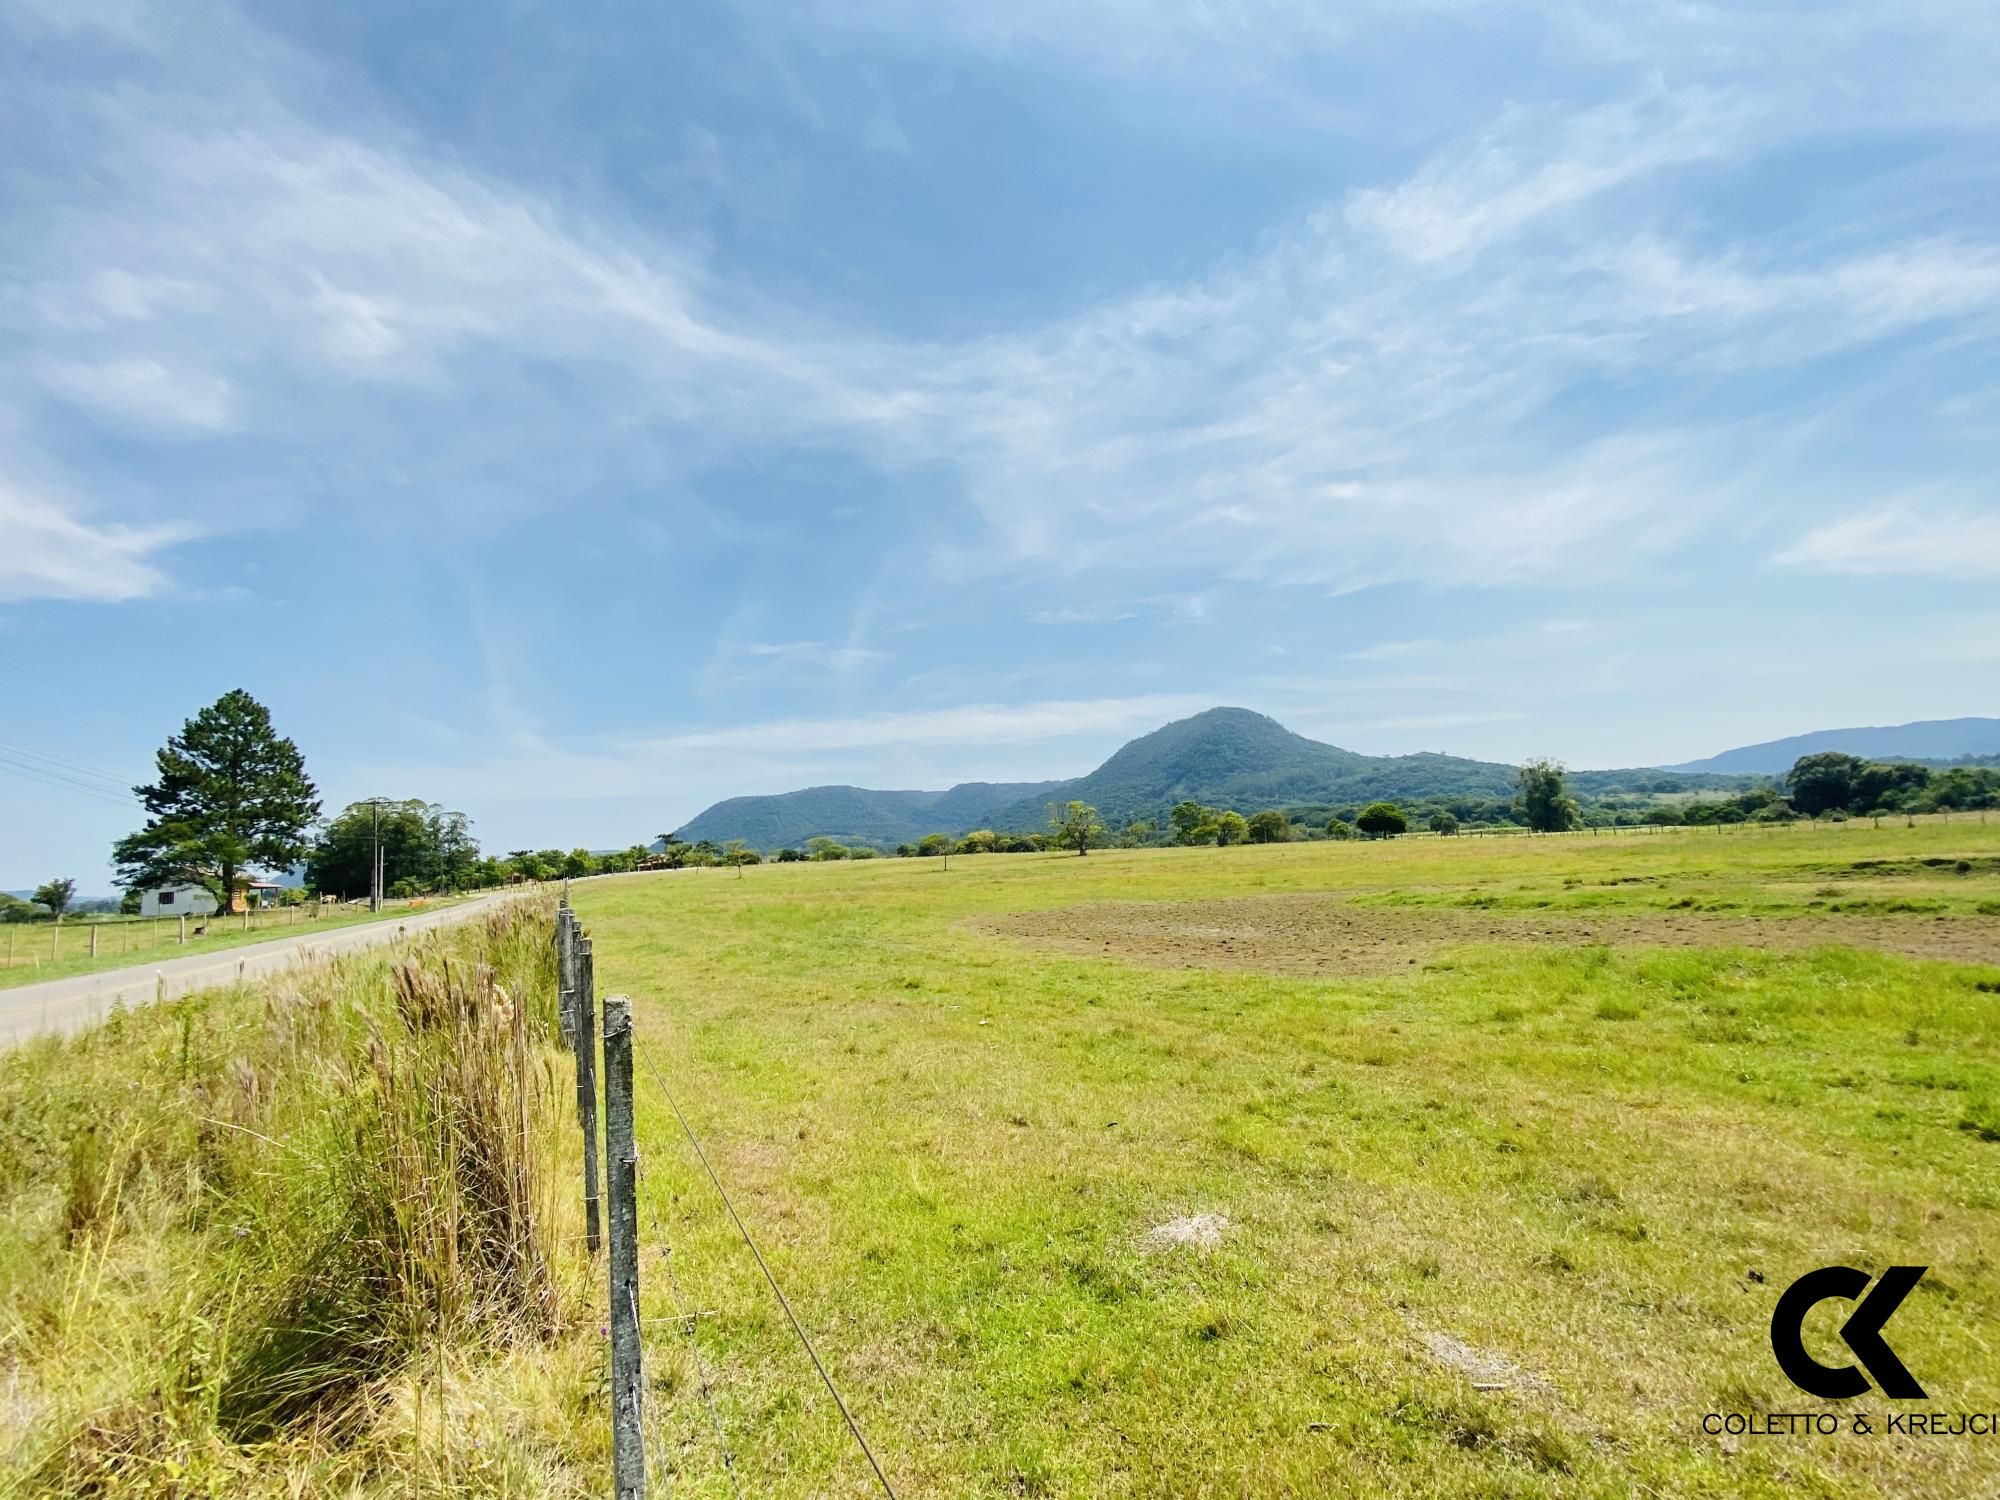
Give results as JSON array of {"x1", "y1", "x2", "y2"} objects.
[
  {"x1": 0, "y1": 473, "x2": 194, "y2": 603},
  {"x1": 3, "y1": 0, "x2": 1998, "y2": 618},
  {"x1": 1775, "y1": 506, "x2": 2000, "y2": 580}
]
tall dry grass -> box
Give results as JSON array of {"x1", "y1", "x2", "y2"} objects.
[{"x1": 0, "y1": 899, "x2": 598, "y2": 1496}]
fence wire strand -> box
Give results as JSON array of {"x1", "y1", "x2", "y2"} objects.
[
  {"x1": 632, "y1": 1032, "x2": 898, "y2": 1500},
  {"x1": 637, "y1": 1160, "x2": 743, "y2": 1498}
]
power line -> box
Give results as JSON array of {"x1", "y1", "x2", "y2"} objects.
[
  {"x1": 0, "y1": 752, "x2": 143, "y2": 811},
  {"x1": 632, "y1": 1033, "x2": 897, "y2": 1500},
  {"x1": 0, "y1": 739, "x2": 137, "y2": 793}
]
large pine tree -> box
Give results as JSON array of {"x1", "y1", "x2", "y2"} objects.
[{"x1": 113, "y1": 689, "x2": 321, "y2": 908}]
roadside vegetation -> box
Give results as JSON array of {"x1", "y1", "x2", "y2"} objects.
[
  {"x1": 0, "y1": 895, "x2": 483, "y2": 991},
  {"x1": 0, "y1": 901, "x2": 599, "y2": 1494}
]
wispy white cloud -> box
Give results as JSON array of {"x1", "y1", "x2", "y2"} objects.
[
  {"x1": 38, "y1": 358, "x2": 234, "y2": 432},
  {"x1": 5, "y1": 0, "x2": 2000, "y2": 614},
  {"x1": 0, "y1": 473, "x2": 194, "y2": 602},
  {"x1": 742, "y1": 640, "x2": 892, "y2": 671},
  {"x1": 1774, "y1": 506, "x2": 2000, "y2": 579},
  {"x1": 649, "y1": 693, "x2": 1208, "y2": 756},
  {"x1": 1355, "y1": 711, "x2": 1527, "y2": 733},
  {"x1": 1344, "y1": 90, "x2": 1746, "y2": 264}
]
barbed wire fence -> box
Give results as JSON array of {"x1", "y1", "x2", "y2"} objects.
[{"x1": 555, "y1": 887, "x2": 896, "y2": 1498}]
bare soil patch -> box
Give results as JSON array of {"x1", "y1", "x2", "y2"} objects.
[{"x1": 973, "y1": 894, "x2": 2000, "y2": 978}]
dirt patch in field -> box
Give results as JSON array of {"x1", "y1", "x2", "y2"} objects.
[{"x1": 973, "y1": 894, "x2": 2000, "y2": 978}]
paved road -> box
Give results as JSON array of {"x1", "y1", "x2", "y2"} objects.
[{"x1": 0, "y1": 891, "x2": 528, "y2": 1046}]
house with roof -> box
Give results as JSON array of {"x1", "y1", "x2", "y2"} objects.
[{"x1": 136, "y1": 874, "x2": 287, "y2": 917}]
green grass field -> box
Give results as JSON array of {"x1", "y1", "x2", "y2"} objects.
[
  {"x1": 576, "y1": 825, "x2": 2000, "y2": 1497},
  {"x1": 0, "y1": 897, "x2": 479, "y2": 991},
  {"x1": 4, "y1": 826, "x2": 1998, "y2": 1497}
]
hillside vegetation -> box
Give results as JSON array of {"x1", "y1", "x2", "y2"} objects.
[
  {"x1": 673, "y1": 708, "x2": 1750, "y2": 850},
  {"x1": 673, "y1": 779, "x2": 1060, "y2": 849}
]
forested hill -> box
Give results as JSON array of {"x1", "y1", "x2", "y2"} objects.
[
  {"x1": 1670, "y1": 717, "x2": 2000, "y2": 774},
  {"x1": 670, "y1": 707, "x2": 1746, "y2": 849},
  {"x1": 670, "y1": 779, "x2": 1062, "y2": 849},
  {"x1": 978, "y1": 708, "x2": 1524, "y2": 830}
]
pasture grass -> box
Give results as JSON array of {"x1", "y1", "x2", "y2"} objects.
[{"x1": 576, "y1": 823, "x2": 2000, "y2": 1497}]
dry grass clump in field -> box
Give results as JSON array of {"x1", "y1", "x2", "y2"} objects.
[{"x1": 0, "y1": 901, "x2": 597, "y2": 1496}]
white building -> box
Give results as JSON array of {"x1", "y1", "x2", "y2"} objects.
[{"x1": 138, "y1": 883, "x2": 218, "y2": 918}]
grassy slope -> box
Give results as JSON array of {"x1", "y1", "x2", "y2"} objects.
[
  {"x1": 0, "y1": 898, "x2": 479, "y2": 991},
  {"x1": 575, "y1": 825, "x2": 2000, "y2": 1498}
]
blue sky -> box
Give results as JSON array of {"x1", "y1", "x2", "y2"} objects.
[{"x1": 4, "y1": 0, "x2": 1999, "y2": 889}]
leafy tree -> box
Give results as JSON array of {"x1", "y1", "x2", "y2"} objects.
[
  {"x1": 723, "y1": 839, "x2": 751, "y2": 876},
  {"x1": 1428, "y1": 812, "x2": 1460, "y2": 836},
  {"x1": 806, "y1": 837, "x2": 849, "y2": 861},
  {"x1": 0, "y1": 894, "x2": 39, "y2": 924},
  {"x1": 562, "y1": 848, "x2": 597, "y2": 879},
  {"x1": 505, "y1": 849, "x2": 551, "y2": 881},
  {"x1": 1326, "y1": 818, "x2": 1354, "y2": 840},
  {"x1": 114, "y1": 690, "x2": 320, "y2": 911},
  {"x1": 1784, "y1": 752, "x2": 1867, "y2": 816},
  {"x1": 598, "y1": 846, "x2": 645, "y2": 875},
  {"x1": 1515, "y1": 758, "x2": 1581, "y2": 833},
  {"x1": 1050, "y1": 800, "x2": 1106, "y2": 856},
  {"x1": 775, "y1": 847, "x2": 804, "y2": 863},
  {"x1": 1920, "y1": 766, "x2": 2000, "y2": 811},
  {"x1": 309, "y1": 799, "x2": 479, "y2": 897},
  {"x1": 32, "y1": 877, "x2": 76, "y2": 920},
  {"x1": 1355, "y1": 802, "x2": 1407, "y2": 837},
  {"x1": 1245, "y1": 810, "x2": 1291, "y2": 843},
  {"x1": 1170, "y1": 800, "x2": 1212, "y2": 843},
  {"x1": 1214, "y1": 810, "x2": 1249, "y2": 846},
  {"x1": 426, "y1": 808, "x2": 480, "y2": 890},
  {"x1": 119, "y1": 888, "x2": 142, "y2": 915}
]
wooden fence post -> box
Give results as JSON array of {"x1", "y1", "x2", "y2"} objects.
[
  {"x1": 556, "y1": 905, "x2": 576, "y2": 1047},
  {"x1": 602, "y1": 994, "x2": 645, "y2": 1498},
  {"x1": 90, "y1": 925, "x2": 98, "y2": 958},
  {"x1": 576, "y1": 936, "x2": 603, "y2": 1257}
]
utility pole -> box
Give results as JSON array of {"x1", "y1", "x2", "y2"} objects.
[{"x1": 364, "y1": 796, "x2": 392, "y2": 913}]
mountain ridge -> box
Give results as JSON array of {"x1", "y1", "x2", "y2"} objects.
[
  {"x1": 1670, "y1": 717, "x2": 2000, "y2": 775},
  {"x1": 669, "y1": 707, "x2": 1740, "y2": 849}
]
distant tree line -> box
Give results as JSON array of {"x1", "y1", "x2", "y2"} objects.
[{"x1": 1784, "y1": 753, "x2": 1998, "y2": 820}]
